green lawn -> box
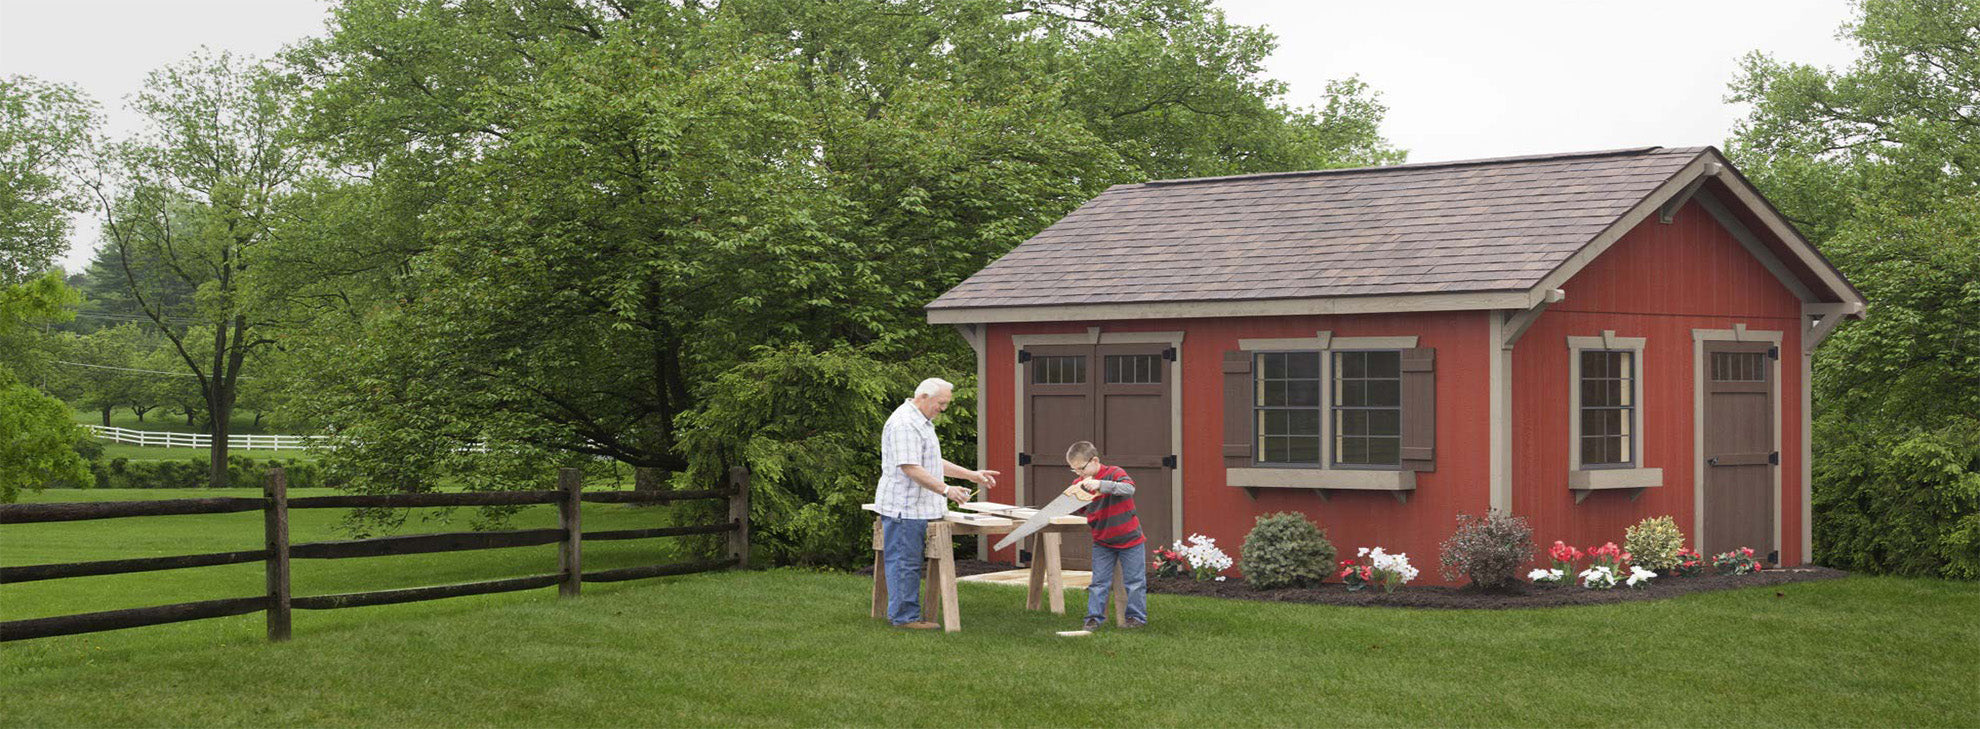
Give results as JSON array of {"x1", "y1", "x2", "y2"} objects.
[
  {"x1": 71, "y1": 406, "x2": 274, "y2": 435},
  {"x1": 3, "y1": 490, "x2": 1977, "y2": 727}
]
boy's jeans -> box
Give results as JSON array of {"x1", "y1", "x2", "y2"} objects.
[
  {"x1": 1086, "y1": 541, "x2": 1148, "y2": 623},
  {"x1": 880, "y1": 515, "x2": 928, "y2": 625}
]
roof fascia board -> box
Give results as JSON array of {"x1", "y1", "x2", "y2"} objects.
[{"x1": 925, "y1": 291, "x2": 1532, "y2": 325}]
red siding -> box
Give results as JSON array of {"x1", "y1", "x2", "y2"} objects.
[
  {"x1": 1512, "y1": 200, "x2": 1807, "y2": 565},
  {"x1": 985, "y1": 312, "x2": 1493, "y2": 585}
]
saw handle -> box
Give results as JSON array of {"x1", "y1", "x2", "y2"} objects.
[{"x1": 1063, "y1": 481, "x2": 1098, "y2": 502}]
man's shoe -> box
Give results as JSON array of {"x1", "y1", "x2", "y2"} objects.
[
  {"x1": 895, "y1": 620, "x2": 940, "y2": 630},
  {"x1": 1123, "y1": 618, "x2": 1147, "y2": 629},
  {"x1": 1082, "y1": 618, "x2": 1104, "y2": 631}
]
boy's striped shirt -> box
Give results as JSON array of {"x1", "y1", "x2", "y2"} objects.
[{"x1": 1084, "y1": 464, "x2": 1144, "y2": 549}]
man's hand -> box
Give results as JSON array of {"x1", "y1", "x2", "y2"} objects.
[
  {"x1": 942, "y1": 485, "x2": 970, "y2": 504},
  {"x1": 972, "y1": 469, "x2": 1000, "y2": 489}
]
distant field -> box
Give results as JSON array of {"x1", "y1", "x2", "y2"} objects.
[
  {"x1": 93, "y1": 442, "x2": 318, "y2": 463},
  {"x1": 69, "y1": 406, "x2": 277, "y2": 435}
]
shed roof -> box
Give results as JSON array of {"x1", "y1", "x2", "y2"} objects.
[{"x1": 926, "y1": 146, "x2": 1863, "y2": 323}]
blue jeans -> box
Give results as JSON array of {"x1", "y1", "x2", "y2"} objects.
[
  {"x1": 1087, "y1": 542, "x2": 1148, "y2": 623},
  {"x1": 881, "y1": 516, "x2": 929, "y2": 625}
]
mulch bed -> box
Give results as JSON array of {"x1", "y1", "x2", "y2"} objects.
[{"x1": 876, "y1": 559, "x2": 1851, "y2": 610}]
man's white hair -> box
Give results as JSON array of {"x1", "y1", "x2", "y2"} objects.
[{"x1": 914, "y1": 377, "x2": 955, "y2": 398}]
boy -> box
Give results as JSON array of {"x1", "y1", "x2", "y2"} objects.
[{"x1": 1065, "y1": 440, "x2": 1147, "y2": 630}]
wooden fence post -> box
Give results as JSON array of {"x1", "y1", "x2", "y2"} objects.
[
  {"x1": 558, "y1": 468, "x2": 583, "y2": 597},
  {"x1": 727, "y1": 466, "x2": 751, "y2": 568},
  {"x1": 264, "y1": 467, "x2": 291, "y2": 642}
]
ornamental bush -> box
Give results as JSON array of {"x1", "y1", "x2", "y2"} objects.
[
  {"x1": 1624, "y1": 515, "x2": 1688, "y2": 572},
  {"x1": 1438, "y1": 511, "x2": 1534, "y2": 589},
  {"x1": 1240, "y1": 512, "x2": 1336, "y2": 589}
]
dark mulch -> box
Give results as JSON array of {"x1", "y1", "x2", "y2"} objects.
[{"x1": 866, "y1": 559, "x2": 1851, "y2": 610}]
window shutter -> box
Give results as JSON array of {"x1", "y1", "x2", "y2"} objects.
[
  {"x1": 1222, "y1": 350, "x2": 1252, "y2": 468},
  {"x1": 1400, "y1": 347, "x2": 1436, "y2": 472}
]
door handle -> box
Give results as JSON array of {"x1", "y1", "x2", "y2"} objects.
[{"x1": 1706, "y1": 456, "x2": 1720, "y2": 466}]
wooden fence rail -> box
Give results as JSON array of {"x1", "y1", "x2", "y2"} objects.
[{"x1": 0, "y1": 466, "x2": 750, "y2": 643}]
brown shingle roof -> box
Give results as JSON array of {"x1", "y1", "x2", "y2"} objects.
[{"x1": 927, "y1": 146, "x2": 1708, "y2": 310}]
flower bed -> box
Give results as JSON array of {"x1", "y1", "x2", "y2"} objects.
[{"x1": 1140, "y1": 564, "x2": 1847, "y2": 609}]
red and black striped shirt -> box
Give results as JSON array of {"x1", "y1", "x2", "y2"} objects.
[{"x1": 1082, "y1": 464, "x2": 1144, "y2": 549}]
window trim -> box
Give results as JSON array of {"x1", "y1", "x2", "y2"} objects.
[
  {"x1": 1329, "y1": 348, "x2": 1405, "y2": 470},
  {"x1": 1250, "y1": 350, "x2": 1325, "y2": 467},
  {"x1": 1566, "y1": 331, "x2": 1662, "y2": 495},
  {"x1": 1228, "y1": 332, "x2": 1417, "y2": 493}
]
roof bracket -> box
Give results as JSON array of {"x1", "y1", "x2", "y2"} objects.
[
  {"x1": 1503, "y1": 289, "x2": 1566, "y2": 349},
  {"x1": 1658, "y1": 162, "x2": 1722, "y2": 223}
]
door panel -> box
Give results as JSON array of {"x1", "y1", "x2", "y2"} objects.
[
  {"x1": 1023, "y1": 345, "x2": 1094, "y2": 568},
  {"x1": 1701, "y1": 342, "x2": 1776, "y2": 561}
]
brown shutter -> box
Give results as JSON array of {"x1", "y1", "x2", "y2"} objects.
[
  {"x1": 1222, "y1": 350, "x2": 1253, "y2": 468},
  {"x1": 1400, "y1": 347, "x2": 1436, "y2": 472}
]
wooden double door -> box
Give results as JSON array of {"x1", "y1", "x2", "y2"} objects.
[
  {"x1": 1021, "y1": 343, "x2": 1175, "y2": 569},
  {"x1": 1700, "y1": 341, "x2": 1777, "y2": 562}
]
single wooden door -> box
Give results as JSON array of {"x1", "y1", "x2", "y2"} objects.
[
  {"x1": 1023, "y1": 344, "x2": 1095, "y2": 568},
  {"x1": 1700, "y1": 342, "x2": 1776, "y2": 561}
]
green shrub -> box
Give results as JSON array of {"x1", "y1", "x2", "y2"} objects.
[
  {"x1": 1438, "y1": 511, "x2": 1534, "y2": 589},
  {"x1": 83, "y1": 455, "x2": 329, "y2": 489},
  {"x1": 1624, "y1": 515, "x2": 1688, "y2": 571},
  {"x1": 1239, "y1": 512, "x2": 1336, "y2": 589}
]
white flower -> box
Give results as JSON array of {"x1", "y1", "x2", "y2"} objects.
[
  {"x1": 1528, "y1": 568, "x2": 1562, "y2": 582},
  {"x1": 1215, "y1": 576, "x2": 1226, "y2": 582},
  {"x1": 1357, "y1": 547, "x2": 1370, "y2": 557},
  {"x1": 1626, "y1": 566, "x2": 1657, "y2": 587},
  {"x1": 1578, "y1": 565, "x2": 1618, "y2": 589},
  {"x1": 1361, "y1": 546, "x2": 1418, "y2": 585}
]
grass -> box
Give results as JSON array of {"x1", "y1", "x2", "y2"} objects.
[{"x1": 3, "y1": 490, "x2": 1977, "y2": 727}]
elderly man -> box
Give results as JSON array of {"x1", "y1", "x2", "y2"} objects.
[{"x1": 875, "y1": 377, "x2": 999, "y2": 629}]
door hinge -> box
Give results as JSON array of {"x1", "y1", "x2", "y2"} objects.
[
  {"x1": 1161, "y1": 454, "x2": 1177, "y2": 469},
  {"x1": 1767, "y1": 346, "x2": 1779, "y2": 360},
  {"x1": 1017, "y1": 350, "x2": 1032, "y2": 363},
  {"x1": 1161, "y1": 346, "x2": 1177, "y2": 362},
  {"x1": 1017, "y1": 452, "x2": 1032, "y2": 466},
  {"x1": 1767, "y1": 549, "x2": 1779, "y2": 564},
  {"x1": 1768, "y1": 451, "x2": 1780, "y2": 465}
]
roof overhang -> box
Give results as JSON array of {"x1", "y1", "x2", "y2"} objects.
[{"x1": 925, "y1": 148, "x2": 1868, "y2": 326}]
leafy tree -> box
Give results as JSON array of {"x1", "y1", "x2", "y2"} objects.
[
  {"x1": 80, "y1": 51, "x2": 309, "y2": 487},
  {"x1": 0, "y1": 273, "x2": 90, "y2": 502},
  {"x1": 53, "y1": 323, "x2": 154, "y2": 425},
  {"x1": 0, "y1": 76, "x2": 99, "y2": 285},
  {"x1": 1729, "y1": 0, "x2": 1980, "y2": 578}
]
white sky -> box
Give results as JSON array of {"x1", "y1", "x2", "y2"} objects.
[{"x1": 2, "y1": 0, "x2": 1862, "y2": 273}]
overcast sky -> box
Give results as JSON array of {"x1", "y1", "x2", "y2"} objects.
[{"x1": 2, "y1": 0, "x2": 1862, "y2": 272}]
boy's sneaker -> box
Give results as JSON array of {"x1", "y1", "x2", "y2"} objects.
[
  {"x1": 1082, "y1": 617, "x2": 1104, "y2": 631},
  {"x1": 1123, "y1": 618, "x2": 1146, "y2": 629}
]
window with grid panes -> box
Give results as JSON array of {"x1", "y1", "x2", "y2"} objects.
[
  {"x1": 1333, "y1": 351, "x2": 1402, "y2": 467},
  {"x1": 1579, "y1": 350, "x2": 1635, "y2": 466},
  {"x1": 1252, "y1": 352, "x2": 1322, "y2": 464}
]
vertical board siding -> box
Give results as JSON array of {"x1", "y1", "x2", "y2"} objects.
[{"x1": 1512, "y1": 200, "x2": 1806, "y2": 565}]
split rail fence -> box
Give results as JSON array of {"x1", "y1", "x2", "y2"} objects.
[{"x1": 0, "y1": 467, "x2": 750, "y2": 642}]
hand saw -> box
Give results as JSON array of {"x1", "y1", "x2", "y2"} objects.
[{"x1": 992, "y1": 481, "x2": 1095, "y2": 551}]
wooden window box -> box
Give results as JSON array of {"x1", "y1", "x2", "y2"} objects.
[
  {"x1": 1227, "y1": 467, "x2": 1415, "y2": 504},
  {"x1": 1568, "y1": 467, "x2": 1663, "y2": 503}
]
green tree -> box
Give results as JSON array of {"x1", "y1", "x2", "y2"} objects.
[
  {"x1": 1, "y1": 76, "x2": 99, "y2": 285},
  {"x1": 53, "y1": 323, "x2": 154, "y2": 425},
  {"x1": 81, "y1": 51, "x2": 308, "y2": 487},
  {"x1": 0, "y1": 273, "x2": 90, "y2": 502},
  {"x1": 1729, "y1": 0, "x2": 1980, "y2": 578}
]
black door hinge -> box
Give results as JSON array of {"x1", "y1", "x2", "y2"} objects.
[
  {"x1": 1767, "y1": 550, "x2": 1779, "y2": 564},
  {"x1": 1017, "y1": 452, "x2": 1032, "y2": 466},
  {"x1": 1768, "y1": 451, "x2": 1780, "y2": 465},
  {"x1": 1162, "y1": 346, "x2": 1177, "y2": 362},
  {"x1": 1767, "y1": 346, "x2": 1780, "y2": 360},
  {"x1": 1017, "y1": 350, "x2": 1032, "y2": 363},
  {"x1": 1162, "y1": 454, "x2": 1177, "y2": 469}
]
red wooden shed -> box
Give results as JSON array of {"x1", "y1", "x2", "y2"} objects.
[{"x1": 927, "y1": 146, "x2": 1866, "y2": 582}]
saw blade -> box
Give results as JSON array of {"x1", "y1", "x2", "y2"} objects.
[{"x1": 992, "y1": 487, "x2": 1090, "y2": 551}]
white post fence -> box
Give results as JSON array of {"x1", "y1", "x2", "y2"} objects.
[{"x1": 83, "y1": 425, "x2": 335, "y2": 451}]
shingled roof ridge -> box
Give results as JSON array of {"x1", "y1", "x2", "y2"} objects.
[{"x1": 1139, "y1": 146, "x2": 1702, "y2": 188}]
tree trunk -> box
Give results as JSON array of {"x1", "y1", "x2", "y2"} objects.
[
  {"x1": 186, "y1": 409, "x2": 196, "y2": 426},
  {"x1": 209, "y1": 323, "x2": 231, "y2": 489},
  {"x1": 134, "y1": 406, "x2": 149, "y2": 423},
  {"x1": 101, "y1": 406, "x2": 113, "y2": 426}
]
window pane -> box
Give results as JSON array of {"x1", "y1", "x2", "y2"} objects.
[
  {"x1": 1287, "y1": 380, "x2": 1320, "y2": 407},
  {"x1": 1342, "y1": 409, "x2": 1369, "y2": 436},
  {"x1": 1367, "y1": 380, "x2": 1400, "y2": 407},
  {"x1": 1341, "y1": 380, "x2": 1366, "y2": 407},
  {"x1": 1366, "y1": 351, "x2": 1400, "y2": 379},
  {"x1": 1260, "y1": 353, "x2": 1284, "y2": 379},
  {"x1": 1581, "y1": 350, "x2": 1607, "y2": 378},
  {"x1": 1263, "y1": 437, "x2": 1289, "y2": 464},
  {"x1": 1289, "y1": 409, "x2": 1320, "y2": 436},
  {"x1": 1288, "y1": 437, "x2": 1320, "y2": 463},
  {"x1": 1367, "y1": 437, "x2": 1400, "y2": 465},
  {"x1": 1339, "y1": 351, "x2": 1365, "y2": 378},
  {"x1": 1603, "y1": 379, "x2": 1624, "y2": 409},
  {"x1": 1581, "y1": 379, "x2": 1607, "y2": 407},
  {"x1": 1617, "y1": 433, "x2": 1633, "y2": 463},
  {"x1": 1615, "y1": 352, "x2": 1633, "y2": 379},
  {"x1": 1263, "y1": 380, "x2": 1287, "y2": 407},
  {"x1": 1263, "y1": 409, "x2": 1289, "y2": 435},
  {"x1": 1582, "y1": 436, "x2": 1606, "y2": 465},
  {"x1": 1287, "y1": 352, "x2": 1319, "y2": 379},
  {"x1": 1367, "y1": 409, "x2": 1400, "y2": 437},
  {"x1": 1339, "y1": 436, "x2": 1368, "y2": 464}
]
